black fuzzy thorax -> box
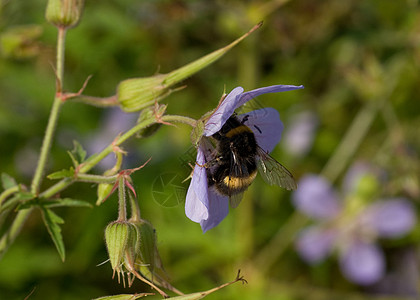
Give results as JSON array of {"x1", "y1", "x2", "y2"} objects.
[{"x1": 209, "y1": 116, "x2": 258, "y2": 195}]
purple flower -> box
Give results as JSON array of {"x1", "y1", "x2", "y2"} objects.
[
  {"x1": 293, "y1": 173, "x2": 416, "y2": 285},
  {"x1": 185, "y1": 85, "x2": 304, "y2": 232},
  {"x1": 283, "y1": 111, "x2": 318, "y2": 157}
]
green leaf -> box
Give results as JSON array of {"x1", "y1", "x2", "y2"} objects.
[
  {"x1": 1, "y1": 173, "x2": 17, "y2": 190},
  {"x1": 39, "y1": 206, "x2": 65, "y2": 261},
  {"x1": 47, "y1": 168, "x2": 75, "y2": 180},
  {"x1": 43, "y1": 198, "x2": 92, "y2": 208},
  {"x1": 92, "y1": 293, "x2": 153, "y2": 300},
  {"x1": 68, "y1": 140, "x2": 87, "y2": 166}
]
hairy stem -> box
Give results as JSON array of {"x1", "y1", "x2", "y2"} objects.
[
  {"x1": 41, "y1": 114, "x2": 195, "y2": 200},
  {"x1": 117, "y1": 177, "x2": 127, "y2": 221},
  {"x1": 0, "y1": 27, "x2": 68, "y2": 259},
  {"x1": 31, "y1": 27, "x2": 67, "y2": 195}
]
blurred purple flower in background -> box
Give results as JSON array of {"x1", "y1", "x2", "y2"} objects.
[
  {"x1": 86, "y1": 108, "x2": 138, "y2": 170},
  {"x1": 283, "y1": 111, "x2": 318, "y2": 157},
  {"x1": 293, "y1": 172, "x2": 416, "y2": 285},
  {"x1": 185, "y1": 84, "x2": 304, "y2": 232}
]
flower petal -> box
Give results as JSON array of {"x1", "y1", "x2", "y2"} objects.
[
  {"x1": 200, "y1": 190, "x2": 229, "y2": 232},
  {"x1": 185, "y1": 143, "x2": 230, "y2": 232},
  {"x1": 292, "y1": 174, "x2": 341, "y2": 219},
  {"x1": 235, "y1": 85, "x2": 304, "y2": 108},
  {"x1": 340, "y1": 242, "x2": 385, "y2": 285},
  {"x1": 185, "y1": 148, "x2": 209, "y2": 223},
  {"x1": 296, "y1": 226, "x2": 336, "y2": 263},
  {"x1": 204, "y1": 85, "x2": 304, "y2": 136},
  {"x1": 204, "y1": 87, "x2": 244, "y2": 136},
  {"x1": 283, "y1": 111, "x2": 318, "y2": 157},
  {"x1": 238, "y1": 108, "x2": 283, "y2": 153},
  {"x1": 363, "y1": 198, "x2": 416, "y2": 238}
]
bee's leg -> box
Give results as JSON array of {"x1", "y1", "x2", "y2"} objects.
[
  {"x1": 196, "y1": 156, "x2": 221, "y2": 168},
  {"x1": 241, "y1": 115, "x2": 249, "y2": 124}
]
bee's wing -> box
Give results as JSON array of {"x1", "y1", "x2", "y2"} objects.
[
  {"x1": 229, "y1": 192, "x2": 244, "y2": 209},
  {"x1": 256, "y1": 147, "x2": 297, "y2": 190}
]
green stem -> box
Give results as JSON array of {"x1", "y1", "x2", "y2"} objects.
[
  {"x1": 117, "y1": 177, "x2": 126, "y2": 221},
  {"x1": 162, "y1": 114, "x2": 197, "y2": 127},
  {"x1": 253, "y1": 211, "x2": 308, "y2": 274},
  {"x1": 0, "y1": 208, "x2": 33, "y2": 259},
  {"x1": 321, "y1": 102, "x2": 378, "y2": 182},
  {"x1": 79, "y1": 114, "x2": 196, "y2": 173},
  {"x1": 0, "y1": 27, "x2": 68, "y2": 259},
  {"x1": 37, "y1": 114, "x2": 196, "y2": 202},
  {"x1": 0, "y1": 185, "x2": 19, "y2": 206},
  {"x1": 74, "y1": 173, "x2": 118, "y2": 184},
  {"x1": 38, "y1": 118, "x2": 157, "y2": 199},
  {"x1": 31, "y1": 27, "x2": 67, "y2": 195},
  {"x1": 73, "y1": 95, "x2": 118, "y2": 107}
]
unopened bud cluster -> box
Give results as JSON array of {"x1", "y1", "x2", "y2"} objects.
[
  {"x1": 105, "y1": 221, "x2": 138, "y2": 273},
  {"x1": 45, "y1": 0, "x2": 84, "y2": 29},
  {"x1": 104, "y1": 217, "x2": 170, "y2": 288}
]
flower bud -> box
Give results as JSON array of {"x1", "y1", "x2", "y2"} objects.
[
  {"x1": 117, "y1": 23, "x2": 262, "y2": 112},
  {"x1": 96, "y1": 183, "x2": 113, "y2": 206},
  {"x1": 135, "y1": 104, "x2": 166, "y2": 138},
  {"x1": 104, "y1": 221, "x2": 137, "y2": 272},
  {"x1": 45, "y1": 0, "x2": 84, "y2": 29},
  {"x1": 117, "y1": 75, "x2": 174, "y2": 113},
  {"x1": 131, "y1": 219, "x2": 174, "y2": 291}
]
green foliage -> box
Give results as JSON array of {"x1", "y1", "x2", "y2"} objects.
[
  {"x1": 39, "y1": 206, "x2": 66, "y2": 261},
  {"x1": 1, "y1": 173, "x2": 18, "y2": 190},
  {"x1": 68, "y1": 140, "x2": 87, "y2": 166},
  {"x1": 47, "y1": 168, "x2": 75, "y2": 179}
]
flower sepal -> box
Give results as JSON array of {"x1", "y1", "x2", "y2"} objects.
[
  {"x1": 117, "y1": 23, "x2": 263, "y2": 113},
  {"x1": 45, "y1": 0, "x2": 84, "y2": 29},
  {"x1": 104, "y1": 221, "x2": 138, "y2": 273},
  {"x1": 135, "y1": 104, "x2": 167, "y2": 138},
  {"x1": 131, "y1": 219, "x2": 176, "y2": 291}
]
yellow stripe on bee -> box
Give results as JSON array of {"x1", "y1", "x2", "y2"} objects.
[
  {"x1": 225, "y1": 125, "x2": 252, "y2": 138},
  {"x1": 223, "y1": 170, "x2": 257, "y2": 189}
]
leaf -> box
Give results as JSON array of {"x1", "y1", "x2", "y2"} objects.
[
  {"x1": 47, "y1": 168, "x2": 75, "y2": 180},
  {"x1": 43, "y1": 198, "x2": 92, "y2": 208},
  {"x1": 92, "y1": 293, "x2": 153, "y2": 300},
  {"x1": 68, "y1": 140, "x2": 87, "y2": 166},
  {"x1": 1, "y1": 173, "x2": 17, "y2": 190},
  {"x1": 39, "y1": 206, "x2": 65, "y2": 261}
]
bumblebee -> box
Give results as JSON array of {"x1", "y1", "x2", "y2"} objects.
[{"x1": 205, "y1": 114, "x2": 297, "y2": 208}]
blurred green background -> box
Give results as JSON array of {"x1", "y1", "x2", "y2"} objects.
[{"x1": 0, "y1": 0, "x2": 419, "y2": 299}]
